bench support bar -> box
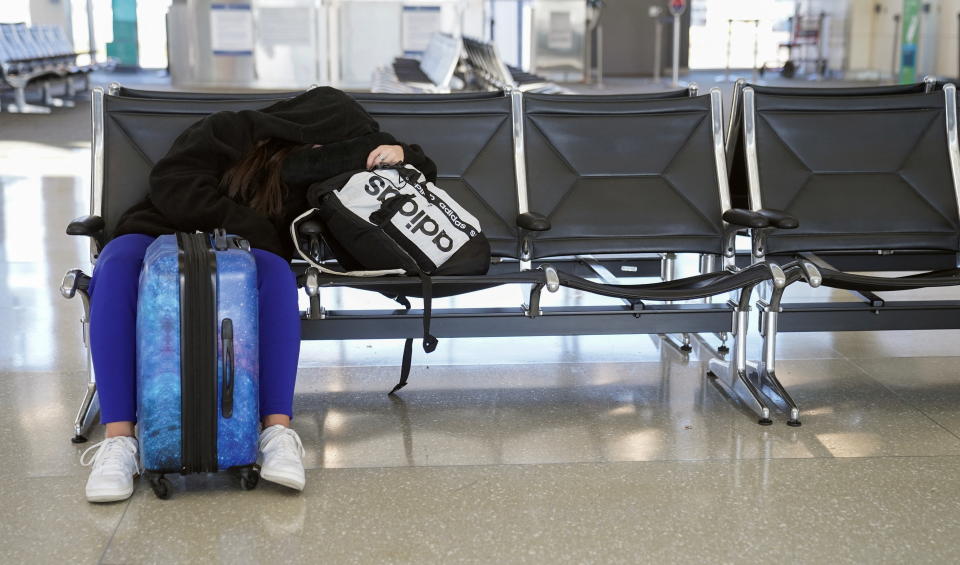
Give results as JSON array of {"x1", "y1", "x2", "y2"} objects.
[
  {"x1": 708, "y1": 307, "x2": 774, "y2": 425},
  {"x1": 300, "y1": 304, "x2": 734, "y2": 340},
  {"x1": 7, "y1": 85, "x2": 52, "y2": 114},
  {"x1": 761, "y1": 301, "x2": 960, "y2": 332}
]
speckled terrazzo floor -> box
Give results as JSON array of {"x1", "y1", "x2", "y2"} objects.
[{"x1": 3, "y1": 73, "x2": 960, "y2": 564}]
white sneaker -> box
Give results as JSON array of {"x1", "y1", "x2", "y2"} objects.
[
  {"x1": 258, "y1": 425, "x2": 306, "y2": 491},
  {"x1": 81, "y1": 436, "x2": 141, "y2": 503}
]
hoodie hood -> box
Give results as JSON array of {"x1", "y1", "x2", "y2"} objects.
[{"x1": 235, "y1": 86, "x2": 380, "y2": 145}]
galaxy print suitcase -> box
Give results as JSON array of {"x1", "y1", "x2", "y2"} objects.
[{"x1": 136, "y1": 230, "x2": 260, "y2": 499}]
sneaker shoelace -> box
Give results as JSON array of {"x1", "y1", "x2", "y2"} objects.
[
  {"x1": 80, "y1": 437, "x2": 136, "y2": 471},
  {"x1": 264, "y1": 428, "x2": 305, "y2": 459}
]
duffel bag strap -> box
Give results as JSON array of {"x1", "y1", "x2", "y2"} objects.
[
  {"x1": 390, "y1": 296, "x2": 415, "y2": 395},
  {"x1": 387, "y1": 275, "x2": 438, "y2": 395},
  {"x1": 290, "y1": 209, "x2": 406, "y2": 277}
]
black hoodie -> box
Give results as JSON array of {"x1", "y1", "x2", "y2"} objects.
[{"x1": 112, "y1": 86, "x2": 437, "y2": 259}]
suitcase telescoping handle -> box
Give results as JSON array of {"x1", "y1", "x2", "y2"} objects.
[
  {"x1": 221, "y1": 318, "x2": 235, "y2": 418},
  {"x1": 213, "y1": 228, "x2": 229, "y2": 251}
]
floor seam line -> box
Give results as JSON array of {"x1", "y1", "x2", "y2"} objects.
[
  {"x1": 97, "y1": 493, "x2": 133, "y2": 565},
  {"x1": 311, "y1": 453, "x2": 960, "y2": 473}
]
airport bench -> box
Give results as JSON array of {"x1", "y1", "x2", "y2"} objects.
[
  {"x1": 0, "y1": 23, "x2": 113, "y2": 114},
  {"x1": 61, "y1": 86, "x2": 807, "y2": 443},
  {"x1": 462, "y1": 36, "x2": 566, "y2": 94},
  {"x1": 372, "y1": 33, "x2": 463, "y2": 94},
  {"x1": 722, "y1": 80, "x2": 960, "y2": 422}
]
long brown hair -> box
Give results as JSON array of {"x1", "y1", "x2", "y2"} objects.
[{"x1": 220, "y1": 138, "x2": 300, "y2": 218}]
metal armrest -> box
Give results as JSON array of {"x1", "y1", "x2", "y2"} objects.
[
  {"x1": 755, "y1": 209, "x2": 798, "y2": 230},
  {"x1": 66, "y1": 214, "x2": 104, "y2": 236},
  {"x1": 516, "y1": 212, "x2": 550, "y2": 265},
  {"x1": 516, "y1": 212, "x2": 551, "y2": 232},
  {"x1": 722, "y1": 208, "x2": 770, "y2": 228},
  {"x1": 723, "y1": 208, "x2": 799, "y2": 259},
  {"x1": 297, "y1": 219, "x2": 324, "y2": 262},
  {"x1": 66, "y1": 215, "x2": 105, "y2": 255},
  {"x1": 722, "y1": 208, "x2": 798, "y2": 230},
  {"x1": 297, "y1": 219, "x2": 323, "y2": 236}
]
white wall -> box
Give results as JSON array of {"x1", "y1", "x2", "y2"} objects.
[
  {"x1": 29, "y1": 0, "x2": 72, "y2": 39},
  {"x1": 169, "y1": 0, "x2": 486, "y2": 89},
  {"x1": 848, "y1": 0, "x2": 957, "y2": 80},
  {"x1": 803, "y1": 0, "x2": 850, "y2": 73},
  {"x1": 1, "y1": 0, "x2": 32, "y2": 23},
  {"x1": 935, "y1": 0, "x2": 960, "y2": 78},
  {"x1": 847, "y1": 0, "x2": 899, "y2": 77}
]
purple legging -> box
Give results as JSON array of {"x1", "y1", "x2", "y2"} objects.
[{"x1": 88, "y1": 234, "x2": 301, "y2": 424}]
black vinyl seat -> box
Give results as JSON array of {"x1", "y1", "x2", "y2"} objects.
[
  {"x1": 522, "y1": 93, "x2": 727, "y2": 260},
  {"x1": 355, "y1": 94, "x2": 520, "y2": 258},
  {"x1": 733, "y1": 83, "x2": 960, "y2": 424},
  {"x1": 753, "y1": 92, "x2": 958, "y2": 255},
  {"x1": 727, "y1": 80, "x2": 940, "y2": 208},
  {"x1": 726, "y1": 79, "x2": 958, "y2": 272},
  {"x1": 94, "y1": 95, "x2": 288, "y2": 244},
  {"x1": 392, "y1": 57, "x2": 433, "y2": 84},
  {"x1": 84, "y1": 90, "x2": 518, "y2": 250}
]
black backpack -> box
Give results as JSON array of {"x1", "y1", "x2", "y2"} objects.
[{"x1": 291, "y1": 163, "x2": 491, "y2": 392}]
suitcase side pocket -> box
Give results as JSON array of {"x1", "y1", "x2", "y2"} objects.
[{"x1": 221, "y1": 318, "x2": 234, "y2": 419}]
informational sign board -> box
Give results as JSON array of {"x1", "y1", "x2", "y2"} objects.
[
  {"x1": 669, "y1": 0, "x2": 686, "y2": 17},
  {"x1": 402, "y1": 5, "x2": 442, "y2": 55},
  {"x1": 899, "y1": 0, "x2": 920, "y2": 83},
  {"x1": 547, "y1": 11, "x2": 574, "y2": 50},
  {"x1": 211, "y1": 3, "x2": 254, "y2": 56},
  {"x1": 258, "y1": 7, "x2": 312, "y2": 47}
]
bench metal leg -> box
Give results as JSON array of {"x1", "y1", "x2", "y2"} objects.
[
  {"x1": 72, "y1": 326, "x2": 100, "y2": 442},
  {"x1": 659, "y1": 253, "x2": 693, "y2": 351},
  {"x1": 68, "y1": 282, "x2": 99, "y2": 442},
  {"x1": 72, "y1": 373, "x2": 99, "y2": 443},
  {"x1": 752, "y1": 309, "x2": 801, "y2": 426},
  {"x1": 695, "y1": 254, "x2": 731, "y2": 353},
  {"x1": 7, "y1": 85, "x2": 51, "y2": 114},
  {"x1": 714, "y1": 331, "x2": 730, "y2": 353},
  {"x1": 707, "y1": 304, "x2": 774, "y2": 425},
  {"x1": 659, "y1": 332, "x2": 692, "y2": 353},
  {"x1": 43, "y1": 81, "x2": 75, "y2": 108}
]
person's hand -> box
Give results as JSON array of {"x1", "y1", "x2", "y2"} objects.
[{"x1": 366, "y1": 145, "x2": 404, "y2": 169}]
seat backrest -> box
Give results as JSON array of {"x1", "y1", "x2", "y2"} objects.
[
  {"x1": 113, "y1": 86, "x2": 503, "y2": 103},
  {"x1": 0, "y1": 23, "x2": 29, "y2": 62},
  {"x1": 358, "y1": 94, "x2": 520, "y2": 257},
  {"x1": 13, "y1": 24, "x2": 42, "y2": 60},
  {"x1": 746, "y1": 87, "x2": 960, "y2": 255},
  {"x1": 523, "y1": 91, "x2": 729, "y2": 258},
  {"x1": 114, "y1": 86, "x2": 305, "y2": 100},
  {"x1": 727, "y1": 82, "x2": 941, "y2": 210},
  {"x1": 99, "y1": 94, "x2": 287, "y2": 239},
  {"x1": 463, "y1": 36, "x2": 515, "y2": 89},
  {"x1": 28, "y1": 26, "x2": 57, "y2": 58},
  {"x1": 43, "y1": 25, "x2": 73, "y2": 56},
  {"x1": 749, "y1": 83, "x2": 930, "y2": 97},
  {"x1": 350, "y1": 90, "x2": 504, "y2": 101},
  {"x1": 98, "y1": 91, "x2": 520, "y2": 257},
  {"x1": 419, "y1": 33, "x2": 461, "y2": 89}
]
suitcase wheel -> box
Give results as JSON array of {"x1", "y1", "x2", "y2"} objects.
[
  {"x1": 148, "y1": 474, "x2": 172, "y2": 500},
  {"x1": 237, "y1": 466, "x2": 260, "y2": 491}
]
